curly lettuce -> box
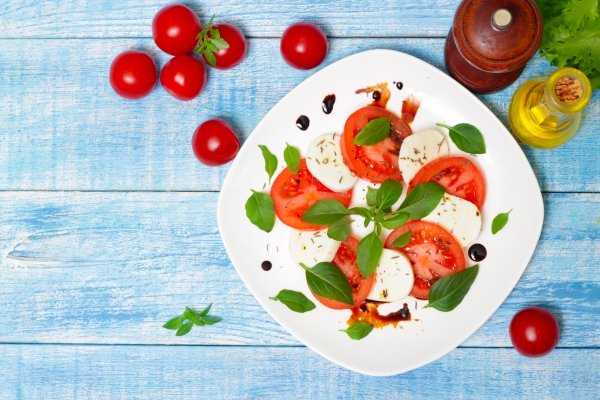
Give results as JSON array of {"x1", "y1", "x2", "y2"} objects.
[{"x1": 536, "y1": 0, "x2": 600, "y2": 90}]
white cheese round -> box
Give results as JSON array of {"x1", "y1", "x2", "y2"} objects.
[
  {"x1": 399, "y1": 129, "x2": 450, "y2": 183},
  {"x1": 289, "y1": 229, "x2": 341, "y2": 266},
  {"x1": 306, "y1": 133, "x2": 357, "y2": 192}
]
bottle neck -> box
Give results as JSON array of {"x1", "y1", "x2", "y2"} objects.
[{"x1": 529, "y1": 69, "x2": 591, "y2": 129}]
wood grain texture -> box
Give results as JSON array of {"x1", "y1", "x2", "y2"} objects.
[
  {"x1": 0, "y1": 191, "x2": 597, "y2": 347},
  {"x1": 0, "y1": 345, "x2": 597, "y2": 399},
  {"x1": 0, "y1": 0, "x2": 459, "y2": 38},
  {"x1": 0, "y1": 38, "x2": 598, "y2": 192}
]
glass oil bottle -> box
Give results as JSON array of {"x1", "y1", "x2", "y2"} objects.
[{"x1": 509, "y1": 67, "x2": 592, "y2": 148}]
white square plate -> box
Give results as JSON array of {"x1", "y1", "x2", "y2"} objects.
[{"x1": 218, "y1": 50, "x2": 544, "y2": 376}]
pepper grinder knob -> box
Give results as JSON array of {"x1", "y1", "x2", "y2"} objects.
[{"x1": 492, "y1": 9, "x2": 513, "y2": 30}]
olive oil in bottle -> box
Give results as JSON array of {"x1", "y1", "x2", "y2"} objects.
[{"x1": 509, "y1": 68, "x2": 592, "y2": 148}]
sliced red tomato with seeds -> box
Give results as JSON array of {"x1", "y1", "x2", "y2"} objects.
[
  {"x1": 385, "y1": 220, "x2": 466, "y2": 300},
  {"x1": 270, "y1": 159, "x2": 352, "y2": 230},
  {"x1": 409, "y1": 156, "x2": 486, "y2": 209},
  {"x1": 341, "y1": 106, "x2": 413, "y2": 183},
  {"x1": 312, "y1": 237, "x2": 375, "y2": 310}
]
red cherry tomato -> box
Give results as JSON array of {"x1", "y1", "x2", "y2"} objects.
[
  {"x1": 280, "y1": 23, "x2": 328, "y2": 70},
  {"x1": 109, "y1": 51, "x2": 157, "y2": 99},
  {"x1": 510, "y1": 307, "x2": 560, "y2": 357},
  {"x1": 312, "y1": 237, "x2": 375, "y2": 310},
  {"x1": 192, "y1": 119, "x2": 240, "y2": 166},
  {"x1": 202, "y1": 24, "x2": 247, "y2": 70},
  {"x1": 160, "y1": 55, "x2": 207, "y2": 101},
  {"x1": 152, "y1": 4, "x2": 201, "y2": 56}
]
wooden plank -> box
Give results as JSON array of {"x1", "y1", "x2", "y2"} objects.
[
  {"x1": 0, "y1": 38, "x2": 598, "y2": 192},
  {"x1": 0, "y1": 0, "x2": 459, "y2": 38},
  {"x1": 0, "y1": 344, "x2": 597, "y2": 399},
  {"x1": 0, "y1": 191, "x2": 597, "y2": 347}
]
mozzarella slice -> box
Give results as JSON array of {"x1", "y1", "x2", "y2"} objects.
[
  {"x1": 306, "y1": 133, "x2": 357, "y2": 192},
  {"x1": 289, "y1": 229, "x2": 341, "y2": 266},
  {"x1": 423, "y1": 194, "x2": 482, "y2": 247},
  {"x1": 367, "y1": 249, "x2": 414, "y2": 302},
  {"x1": 398, "y1": 129, "x2": 449, "y2": 183}
]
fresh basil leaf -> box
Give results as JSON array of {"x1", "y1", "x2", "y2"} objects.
[
  {"x1": 258, "y1": 145, "x2": 278, "y2": 182},
  {"x1": 366, "y1": 187, "x2": 378, "y2": 207},
  {"x1": 381, "y1": 212, "x2": 409, "y2": 230},
  {"x1": 302, "y1": 199, "x2": 350, "y2": 225},
  {"x1": 349, "y1": 207, "x2": 372, "y2": 222},
  {"x1": 376, "y1": 180, "x2": 403, "y2": 210},
  {"x1": 391, "y1": 230, "x2": 412, "y2": 248},
  {"x1": 327, "y1": 218, "x2": 353, "y2": 242},
  {"x1": 437, "y1": 123, "x2": 486, "y2": 154},
  {"x1": 270, "y1": 289, "x2": 316, "y2": 313},
  {"x1": 163, "y1": 316, "x2": 182, "y2": 330},
  {"x1": 183, "y1": 306, "x2": 197, "y2": 321},
  {"x1": 245, "y1": 191, "x2": 275, "y2": 232},
  {"x1": 165, "y1": 305, "x2": 221, "y2": 336},
  {"x1": 283, "y1": 143, "x2": 301, "y2": 174},
  {"x1": 492, "y1": 210, "x2": 512, "y2": 234},
  {"x1": 353, "y1": 118, "x2": 391, "y2": 146},
  {"x1": 176, "y1": 321, "x2": 193, "y2": 336},
  {"x1": 340, "y1": 321, "x2": 373, "y2": 340},
  {"x1": 197, "y1": 304, "x2": 212, "y2": 317},
  {"x1": 197, "y1": 315, "x2": 222, "y2": 326},
  {"x1": 398, "y1": 182, "x2": 444, "y2": 219},
  {"x1": 356, "y1": 232, "x2": 383, "y2": 278},
  {"x1": 300, "y1": 262, "x2": 354, "y2": 305},
  {"x1": 426, "y1": 265, "x2": 479, "y2": 312}
]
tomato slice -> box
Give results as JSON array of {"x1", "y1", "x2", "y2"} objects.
[
  {"x1": 312, "y1": 237, "x2": 375, "y2": 309},
  {"x1": 270, "y1": 159, "x2": 352, "y2": 230},
  {"x1": 385, "y1": 221, "x2": 466, "y2": 300},
  {"x1": 341, "y1": 106, "x2": 412, "y2": 183},
  {"x1": 409, "y1": 156, "x2": 486, "y2": 209}
]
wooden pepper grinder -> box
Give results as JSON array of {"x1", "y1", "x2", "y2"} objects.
[{"x1": 445, "y1": 0, "x2": 543, "y2": 94}]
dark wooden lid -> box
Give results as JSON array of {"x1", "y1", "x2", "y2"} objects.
[{"x1": 453, "y1": 0, "x2": 542, "y2": 73}]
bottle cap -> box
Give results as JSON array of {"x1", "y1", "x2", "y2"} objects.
[{"x1": 453, "y1": 0, "x2": 542, "y2": 73}]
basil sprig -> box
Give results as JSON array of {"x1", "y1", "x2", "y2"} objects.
[
  {"x1": 340, "y1": 321, "x2": 373, "y2": 340},
  {"x1": 492, "y1": 210, "x2": 512, "y2": 234},
  {"x1": 437, "y1": 123, "x2": 486, "y2": 154},
  {"x1": 258, "y1": 145, "x2": 278, "y2": 182},
  {"x1": 163, "y1": 304, "x2": 222, "y2": 336},
  {"x1": 426, "y1": 265, "x2": 479, "y2": 312},
  {"x1": 353, "y1": 117, "x2": 391, "y2": 146},
  {"x1": 245, "y1": 191, "x2": 275, "y2": 232},
  {"x1": 283, "y1": 143, "x2": 301, "y2": 174},
  {"x1": 299, "y1": 262, "x2": 354, "y2": 305},
  {"x1": 301, "y1": 181, "x2": 445, "y2": 278},
  {"x1": 270, "y1": 290, "x2": 316, "y2": 313}
]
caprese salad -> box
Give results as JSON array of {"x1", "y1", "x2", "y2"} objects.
[{"x1": 246, "y1": 82, "x2": 500, "y2": 340}]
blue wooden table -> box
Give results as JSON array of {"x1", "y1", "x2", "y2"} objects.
[{"x1": 0, "y1": 1, "x2": 598, "y2": 398}]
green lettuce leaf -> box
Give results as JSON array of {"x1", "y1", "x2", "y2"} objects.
[{"x1": 536, "y1": 0, "x2": 600, "y2": 90}]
